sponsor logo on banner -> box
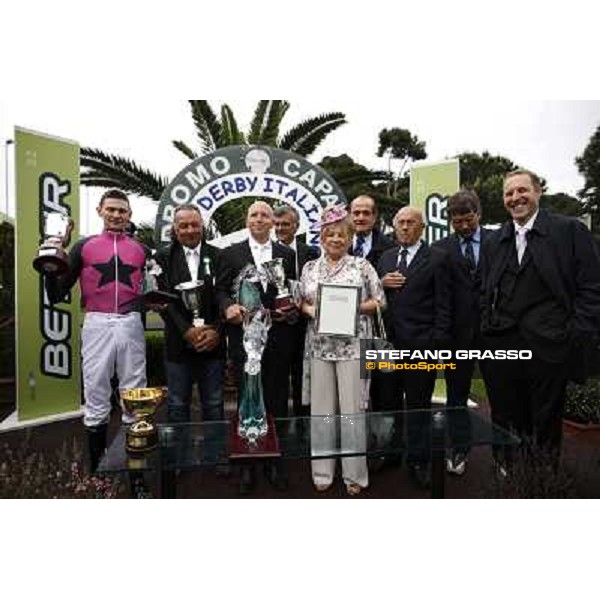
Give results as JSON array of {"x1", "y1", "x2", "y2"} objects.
[
  {"x1": 409, "y1": 159, "x2": 460, "y2": 244},
  {"x1": 14, "y1": 127, "x2": 81, "y2": 422},
  {"x1": 38, "y1": 172, "x2": 73, "y2": 378}
]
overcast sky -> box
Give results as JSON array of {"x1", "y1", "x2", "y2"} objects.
[{"x1": 2, "y1": 99, "x2": 599, "y2": 234}]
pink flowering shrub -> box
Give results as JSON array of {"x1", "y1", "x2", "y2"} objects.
[{"x1": 0, "y1": 436, "x2": 123, "y2": 499}]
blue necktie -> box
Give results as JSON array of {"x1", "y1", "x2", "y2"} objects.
[
  {"x1": 463, "y1": 236, "x2": 476, "y2": 270},
  {"x1": 354, "y1": 234, "x2": 365, "y2": 257},
  {"x1": 397, "y1": 246, "x2": 408, "y2": 274}
]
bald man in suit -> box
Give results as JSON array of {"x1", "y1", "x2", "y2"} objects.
[{"x1": 216, "y1": 201, "x2": 297, "y2": 494}]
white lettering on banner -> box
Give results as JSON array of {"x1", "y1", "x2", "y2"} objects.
[
  {"x1": 42, "y1": 175, "x2": 70, "y2": 214},
  {"x1": 171, "y1": 184, "x2": 192, "y2": 204},
  {"x1": 426, "y1": 193, "x2": 448, "y2": 244},
  {"x1": 43, "y1": 307, "x2": 70, "y2": 341},
  {"x1": 43, "y1": 345, "x2": 70, "y2": 377},
  {"x1": 184, "y1": 163, "x2": 212, "y2": 189},
  {"x1": 283, "y1": 159, "x2": 301, "y2": 177},
  {"x1": 364, "y1": 349, "x2": 533, "y2": 361},
  {"x1": 155, "y1": 147, "x2": 349, "y2": 249},
  {"x1": 210, "y1": 156, "x2": 230, "y2": 176},
  {"x1": 283, "y1": 159, "x2": 339, "y2": 204},
  {"x1": 39, "y1": 173, "x2": 73, "y2": 379}
]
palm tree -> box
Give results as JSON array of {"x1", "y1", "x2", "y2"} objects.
[{"x1": 80, "y1": 101, "x2": 349, "y2": 234}]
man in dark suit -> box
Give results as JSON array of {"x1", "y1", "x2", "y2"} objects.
[
  {"x1": 273, "y1": 204, "x2": 319, "y2": 416},
  {"x1": 480, "y1": 169, "x2": 600, "y2": 470},
  {"x1": 216, "y1": 201, "x2": 297, "y2": 493},
  {"x1": 377, "y1": 206, "x2": 452, "y2": 489},
  {"x1": 348, "y1": 195, "x2": 396, "y2": 267},
  {"x1": 433, "y1": 190, "x2": 493, "y2": 476},
  {"x1": 348, "y1": 195, "x2": 397, "y2": 431},
  {"x1": 154, "y1": 204, "x2": 225, "y2": 425}
]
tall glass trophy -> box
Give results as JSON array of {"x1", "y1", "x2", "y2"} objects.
[
  {"x1": 230, "y1": 266, "x2": 281, "y2": 458},
  {"x1": 237, "y1": 280, "x2": 270, "y2": 444}
]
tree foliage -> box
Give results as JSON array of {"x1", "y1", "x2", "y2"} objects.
[
  {"x1": 319, "y1": 154, "x2": 405, "y2": 227},
  {"x1": 377, "y1": 128, "x2": 427, "y2": 162},
  {"x1": 542, "y1": 193, "x2": 584, "y2": 218},
  {"x1": 80, "y1": 101, "x2": 347, "y2": 236},
  {"x1": 377, "y1": 127, "x2": 427, "y2": 200},
  {"x1": 576, "y1": 124, "x2": 600, "y2": 232}
]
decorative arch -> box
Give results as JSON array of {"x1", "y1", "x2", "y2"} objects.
[{"x1": 154, "y1": 145, "x2": 347, "y2": 247}]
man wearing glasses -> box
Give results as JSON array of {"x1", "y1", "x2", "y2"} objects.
[{"x1": 433, "y1": 190, "x2": 493, "y2": 476}]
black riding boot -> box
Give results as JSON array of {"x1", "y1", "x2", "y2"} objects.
[{"x1": 86, "y1": 424, "x2": 108, "y2": 474}]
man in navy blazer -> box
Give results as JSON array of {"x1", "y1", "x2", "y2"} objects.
[
  {"x1": 433, "y1": 190, "x2": 493, "y2": 476},
  {"x1": 348, "y1": 195, "x2": 396, "y2": 268},
  {"x1": 348, "y1": 195, "x2": 397, "y2": 434},
  {"x1": 215, "y1": 201, "x2": 297, "y2": 493},
  {"x1": 480, "y1": 169, "x2": 600, "y2": 470},
  {"x1": 273, "y1": 204, "x2": 319, "y2": 417},
  {"x1": 377, "y1": 206, "x2": 452, "y2": 489}
]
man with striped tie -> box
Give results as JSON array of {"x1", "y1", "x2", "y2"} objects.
[{"x1": 348, "y1": 195, "x2": 396, "y2": 268}]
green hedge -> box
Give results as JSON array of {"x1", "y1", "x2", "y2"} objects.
[
  {"x1": 564, "y1": 379, "x2": 600, "y2": 425},
  {"x1": 145, "y1": 331, "x2": 166, "y2": 387},
  {"x1": 0, "y1": 221, "x2": 15, "y2": 380}
]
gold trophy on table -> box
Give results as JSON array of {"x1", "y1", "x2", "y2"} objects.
[{"x1": 121, "y1": 387, "x2": 166, "y2": 453}]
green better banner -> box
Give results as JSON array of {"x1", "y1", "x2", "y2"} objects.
[
  {"x1": 409, "y1": 159, "x2": 460, "y2": 244},
  {"x1": 15, "y1": 127, "x2": 81, "y2": 421}
]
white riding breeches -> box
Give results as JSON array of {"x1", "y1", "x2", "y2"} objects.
[{"x1": 81, "y1": 312, "x2": 147, "y2": 427}]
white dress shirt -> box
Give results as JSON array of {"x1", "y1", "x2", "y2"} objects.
[
  {"x1": 250, "y1": 238, "x2": 273, "y2": 291},
  {"x1": 249, "y1": 238, "x2": 273, "y2": 267},
  {"x1": 513, "y1": 210, "x2": 538, "y2": 264},
  {"x1": 397, "y1": 240, "x2": 422, "y2": 268},
  {"x1": 184, "y1": 243, "x2": 201, "y2": 280}
]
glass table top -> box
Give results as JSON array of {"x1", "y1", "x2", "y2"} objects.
[{"x1": 99, "y1": 407, "x2": 519, "y2": 474}]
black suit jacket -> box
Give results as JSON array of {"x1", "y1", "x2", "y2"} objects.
[
  {"x1": 295, "y1": 240, "x2": 320, "y2": 280},
  {"x1": 433, "y1": 228, "x2": 494, "y2": 347},
  {"x1": 154, "y1": 241, "x2": 224, "y2": 363},
  {"x1": 215, "y1": 239, "x2": 296, "y2": 314},
  {"x1": 215, "y1": 238, "x2": 297, "y2": 416},
  {"x1": 349, "y1": 228, "x2": 397, "y2": 269},
  {"x1": 377, "y1": 241, "x2": 452, "y2": 347},
  {"x1": 480, "y1": 209, "x2": 600, "y2": 377}
]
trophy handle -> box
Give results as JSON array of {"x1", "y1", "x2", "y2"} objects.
[{"x1": 63, "y1": 218, "x2": 75, "y2": 248}]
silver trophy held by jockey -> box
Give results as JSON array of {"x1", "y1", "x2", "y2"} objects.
[{"x1": 33, "y1": 212, "x2": 74, "y2": 276}]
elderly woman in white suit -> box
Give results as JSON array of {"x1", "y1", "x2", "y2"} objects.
[{"x1": 300, "y1": 206, "x2": 385, "y2": 495}]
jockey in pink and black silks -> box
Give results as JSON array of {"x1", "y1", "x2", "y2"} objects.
[
  {"x1": 44, "y1": 189, "x2": 149, "y2": 474},
  {"x1": 48, "y1": 229, "x2": 147, "y2": 313}
]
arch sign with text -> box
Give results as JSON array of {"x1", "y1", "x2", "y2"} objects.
[{"x1": 154, "y1": 146, "x2": 347, "y2": 247}]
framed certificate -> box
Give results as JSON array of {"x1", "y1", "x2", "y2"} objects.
[{"x1": 316, "y1": 283, "x2": 361, "y2": 337}]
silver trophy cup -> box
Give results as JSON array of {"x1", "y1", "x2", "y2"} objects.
[
  {"x1": 261, "y1": 258, "x2": 293, "y2": 310},
  {"x1": 175, "y1": 280, "x2": 205, "y2": 327},
  {"x1": 33, "y1": 212, "x2": 73, "y2": 275}
]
